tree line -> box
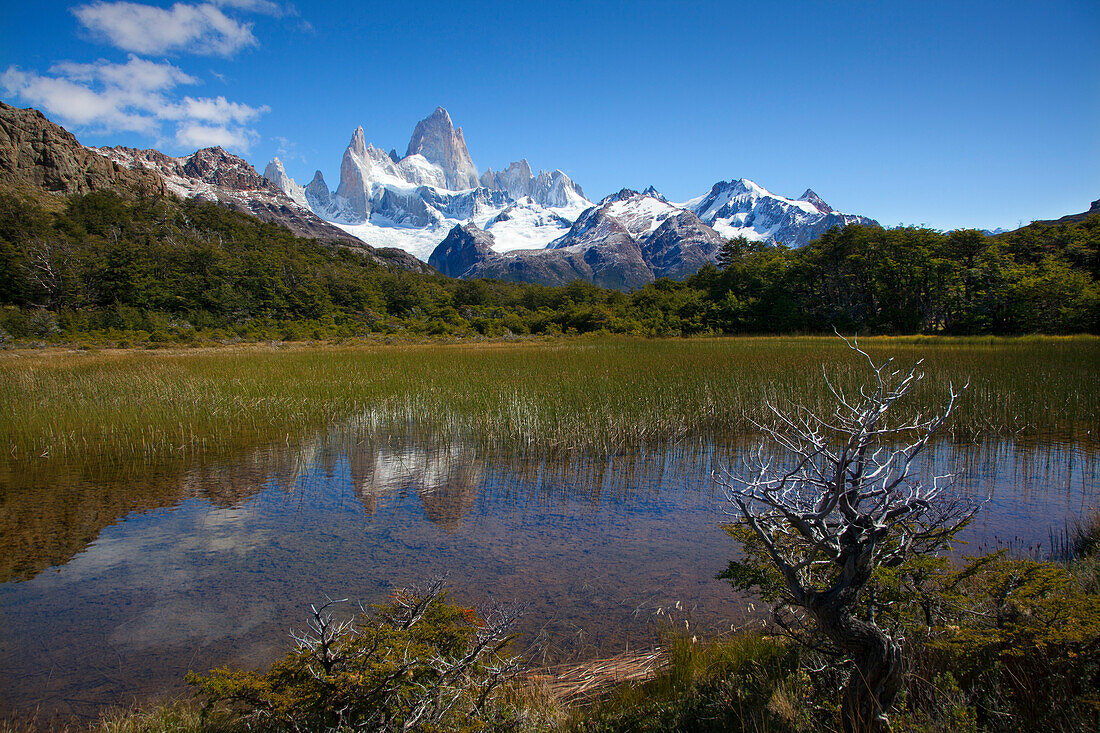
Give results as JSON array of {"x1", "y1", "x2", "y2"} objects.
[{"x1": 0, "y1": 188, "x2": 1096, "y2": 342}]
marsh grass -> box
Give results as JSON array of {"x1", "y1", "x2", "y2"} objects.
[{"x1": 1, "y1": 336, "x2": 1096, "y2": 466}]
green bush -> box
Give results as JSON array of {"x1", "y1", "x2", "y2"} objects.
[{"x1": 187, "y1": 583, "x2": 523, "y2": 732}]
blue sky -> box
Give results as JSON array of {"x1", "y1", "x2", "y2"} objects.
[{"x1": 2, "y1": 0, "x2": 1097, "y2": 230}]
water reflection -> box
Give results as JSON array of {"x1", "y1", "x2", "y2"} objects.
[{"x1": 0, "y1": 431, "x2": 1095, "y2": 717}]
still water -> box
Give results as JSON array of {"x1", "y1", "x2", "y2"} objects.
[{"x1": 0, "y1": 430, "x2": 1095, "y2": 718}]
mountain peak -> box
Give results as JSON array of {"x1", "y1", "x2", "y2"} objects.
[
  {"x1": 798, "y1": 188, "x2": 833, "y2": 213},
  {"x1": 182, "y1": 146, "x2": 266, "y2": 191},
  {"x1": 405, "y1": 107, "x2": 479, "y2": 190},
  {"x1": 428, "y1": 221, "x2": 496, "y2": 277},
  {"x1": 263, "y1": 157, "x2": 291, "y2": 189},
  {"x1": 600, "y1": 188, "x2": 642, "y2": 205},
  {"x1": 349, "y1": 126, "x2": 367, "y2": 156}
]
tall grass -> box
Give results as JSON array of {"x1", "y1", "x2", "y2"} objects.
[{"x1": 1, "y1": 336, "x2": 1096, "y2": 466}]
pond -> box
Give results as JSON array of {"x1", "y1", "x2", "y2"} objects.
[{"x1": 0, "y1": 429, "x2": 1095, "y2": 719}]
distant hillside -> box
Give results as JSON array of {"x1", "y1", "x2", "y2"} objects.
[
  {"x1": 0, "y1": 100, "x2": 428, "y2": 273},
  {"x1": 1027, "y1": 198, "x2": 1100, "y2": 227}
]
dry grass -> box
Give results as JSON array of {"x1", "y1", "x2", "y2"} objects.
[{"x1": 525, "y1": 648, "x2": 669, "y2": 707}]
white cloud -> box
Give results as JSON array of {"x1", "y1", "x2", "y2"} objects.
[
  {"x1": 1, "y1": 56, "x2": 267, "y2": 153},
  {"x1": 171, "y1": 95, "x2": 268, "y2": 125},
  {"x1": 175, "y1": 122, "x2": 257, "y2": 150},
  {"x1": 210, "y1": 0, "x2": 287, "y2": 16},
  {"x1": 2, "y1": 64, "x2": 158, "y2": 133},
  {"x1": 72, "y1": 2, "x2": 258, "y2": 57},
  {"x1": 51, "y1": 55, "x2": 198, "y2": 91}
]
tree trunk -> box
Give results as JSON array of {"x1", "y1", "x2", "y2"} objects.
[{"x1": 810, "y1": 596, "x2": 903, "y2": 733}]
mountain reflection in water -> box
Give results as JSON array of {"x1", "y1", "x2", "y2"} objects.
[{"x1": 0, "y1": 430, "x2": 1095, "y2": 717}]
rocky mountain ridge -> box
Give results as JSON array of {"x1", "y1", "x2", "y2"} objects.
[
  {"x1": 280, "y1": 107, "x2": 592, "y2": 261},
  {"x1": 0, "y1": 101, "x2": 428, "y2": 272},
  {"x1": 2, "y1": 98, "x2": 884, "y2": 287},
  {"x1": 427, "y1": 189, "x2": 727, "y2": 288},
  {"x1": 0, "y1": 100, "x2": 166, "y2": 197},
  {"x1": 264, "y1": 107, "x2": 880, "y2": 284},
  {"x1": 683, "y1": 178, "x2": 877, "y2": 245}
]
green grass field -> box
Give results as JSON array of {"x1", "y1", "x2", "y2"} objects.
[{"x1": 1, "y1": 336, "x2": 1096, "y2": 465}]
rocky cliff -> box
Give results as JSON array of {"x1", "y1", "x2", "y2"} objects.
[
  {"x1": 405, "y1": 107, "x2": 480, "y2": 190},
  {"x1": 0, "y1": 101, "x2": 165, "y2": 196}
]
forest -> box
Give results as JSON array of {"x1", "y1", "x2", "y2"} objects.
[{"x1": 0, "y1": 188, "x2": 1096, "y2": 343}]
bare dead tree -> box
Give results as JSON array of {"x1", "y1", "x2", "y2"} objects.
[
  {"x1": 720, "y1": 337, "x2": 978, "y2": 733},
  {"x1": 289, "y1": 595, "x2": 354, "y2": 675},
  {"x1": 24, "y1": 237, "x2": 71, "y2": 310}
]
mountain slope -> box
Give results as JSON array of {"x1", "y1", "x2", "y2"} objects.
[
  {"x1": 0, "y1": 101, "x2": 165, "y2": 197},
  {"x1": 0, "y1": 100, "x2": 429, "y2": 273},
  {"x1": 681, "y1": 178, "x2": 879, "y2": 246},
  {"x1": 428, "y1": 221, "x2": 653, "y2": 290},
  {"x1": 93, "y1": 144, "x2": 428, "y2": 272}
]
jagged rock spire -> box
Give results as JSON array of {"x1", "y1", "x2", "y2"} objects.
[{"x1": 405, "y1": 107, "x2": 479, "y2": 190}]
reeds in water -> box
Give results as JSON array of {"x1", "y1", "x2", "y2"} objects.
[{"x1": 1, "y1": 336, "x2": 1095, "y2": 466}]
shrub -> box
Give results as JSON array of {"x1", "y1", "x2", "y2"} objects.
[{"x1": 187, "y1": 581, "x2": 523, "y2": 732}]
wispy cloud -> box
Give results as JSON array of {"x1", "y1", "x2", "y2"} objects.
[
  {"x1": 175, "y1": 121, "x2": 258, "y2": 150},
  {"x1": 51, "y1": 55, "x2": 199, "y2": 93},
  {"x1": 1, "y1": 55, "x2": 268, "y2": 152},
  {"x1": 272, "y1": 135, "x2": 306, "y2": 163},
  {"x1": 72, "y1": 2, "x2": 258, "y2": 57},
  {"x1": 210, "y1": 0, "x2": 287, "y2": 16}
]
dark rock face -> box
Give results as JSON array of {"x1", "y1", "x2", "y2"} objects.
[
  {"x1": 643, "y1": 211, "x2": 724, "y2": 280},
  {"x1": 428, "y1": 222, "x2": 496, "y2": 278},
  {"x1": 547, "y1": 205, "x2": 636, "y2": 249},
  {"x1": 798, "y1": 188, "x2": 833, "y2": 213},
  {"x1": 466, "y1": 237, "x2": 652, "y2": 290},
  {"x1": 428, "y1": 221, "x2": 654, "y2": 290},
  {"x1": 0, "y1": 101, "x2": 166, "y2": 196},
  {"x1": 429, "y1": 190, "x2": 729, "y2": 289},
  {"x1": 304, "y1": 170, "x2": 331, "y2": 209}
]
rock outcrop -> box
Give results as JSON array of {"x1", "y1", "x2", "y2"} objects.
[
  {"x1": 429, "y1": 221, "x2": 654, "y2": 290},
  {"x1": 304, "y1": 170, "x2": 331, "y2": 210},
  {"x1": 429, "y1": 190, "x2": 728, "y2": 288},
  {"x1": 798, "y1": 188, "x2": 833, "y2": 213},
  {"x1": 182, "y1": 147, "x2": 267, "y2": 190},
  {"x1": 0, "y1": 101, "x2": 166, "y2": 196},
  {"x1": 480, "y1": 158, "x2": 587, "y2": 208},
  {"x1": 405, "y1": 107, "x2": 479, "y2": 190},
  {"x1": 427, "y1": 222, "x2": 497, "y2": 278},
  {"x1": 643, "y1": 211, "x2": 724, "y2": 280}
]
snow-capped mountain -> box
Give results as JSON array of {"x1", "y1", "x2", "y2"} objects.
[
  {"x1": 261, "y1": 107, "x2": 877, "y2": 278},
  {"x1": 681, "y1": 178, "x2": 877, "y2": 246},
  {"x1": 428, "y1": 189, "x2": 725, "y2": 287},
  {"x1": 480, "y1": 159, "x2": 589, "y2": 209},
  {"x1": 275, "y1": 107, "x2": 592, "y2": 261},
  {"x1": 86, "y1": 104, "x2": 878, "y2": 285},
  {"x1": 263, "y1": 157, "x2": 307, "y2": 208},
  {"x1": 92, "y1": 143, "x2": 428, "y2": 271}
]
